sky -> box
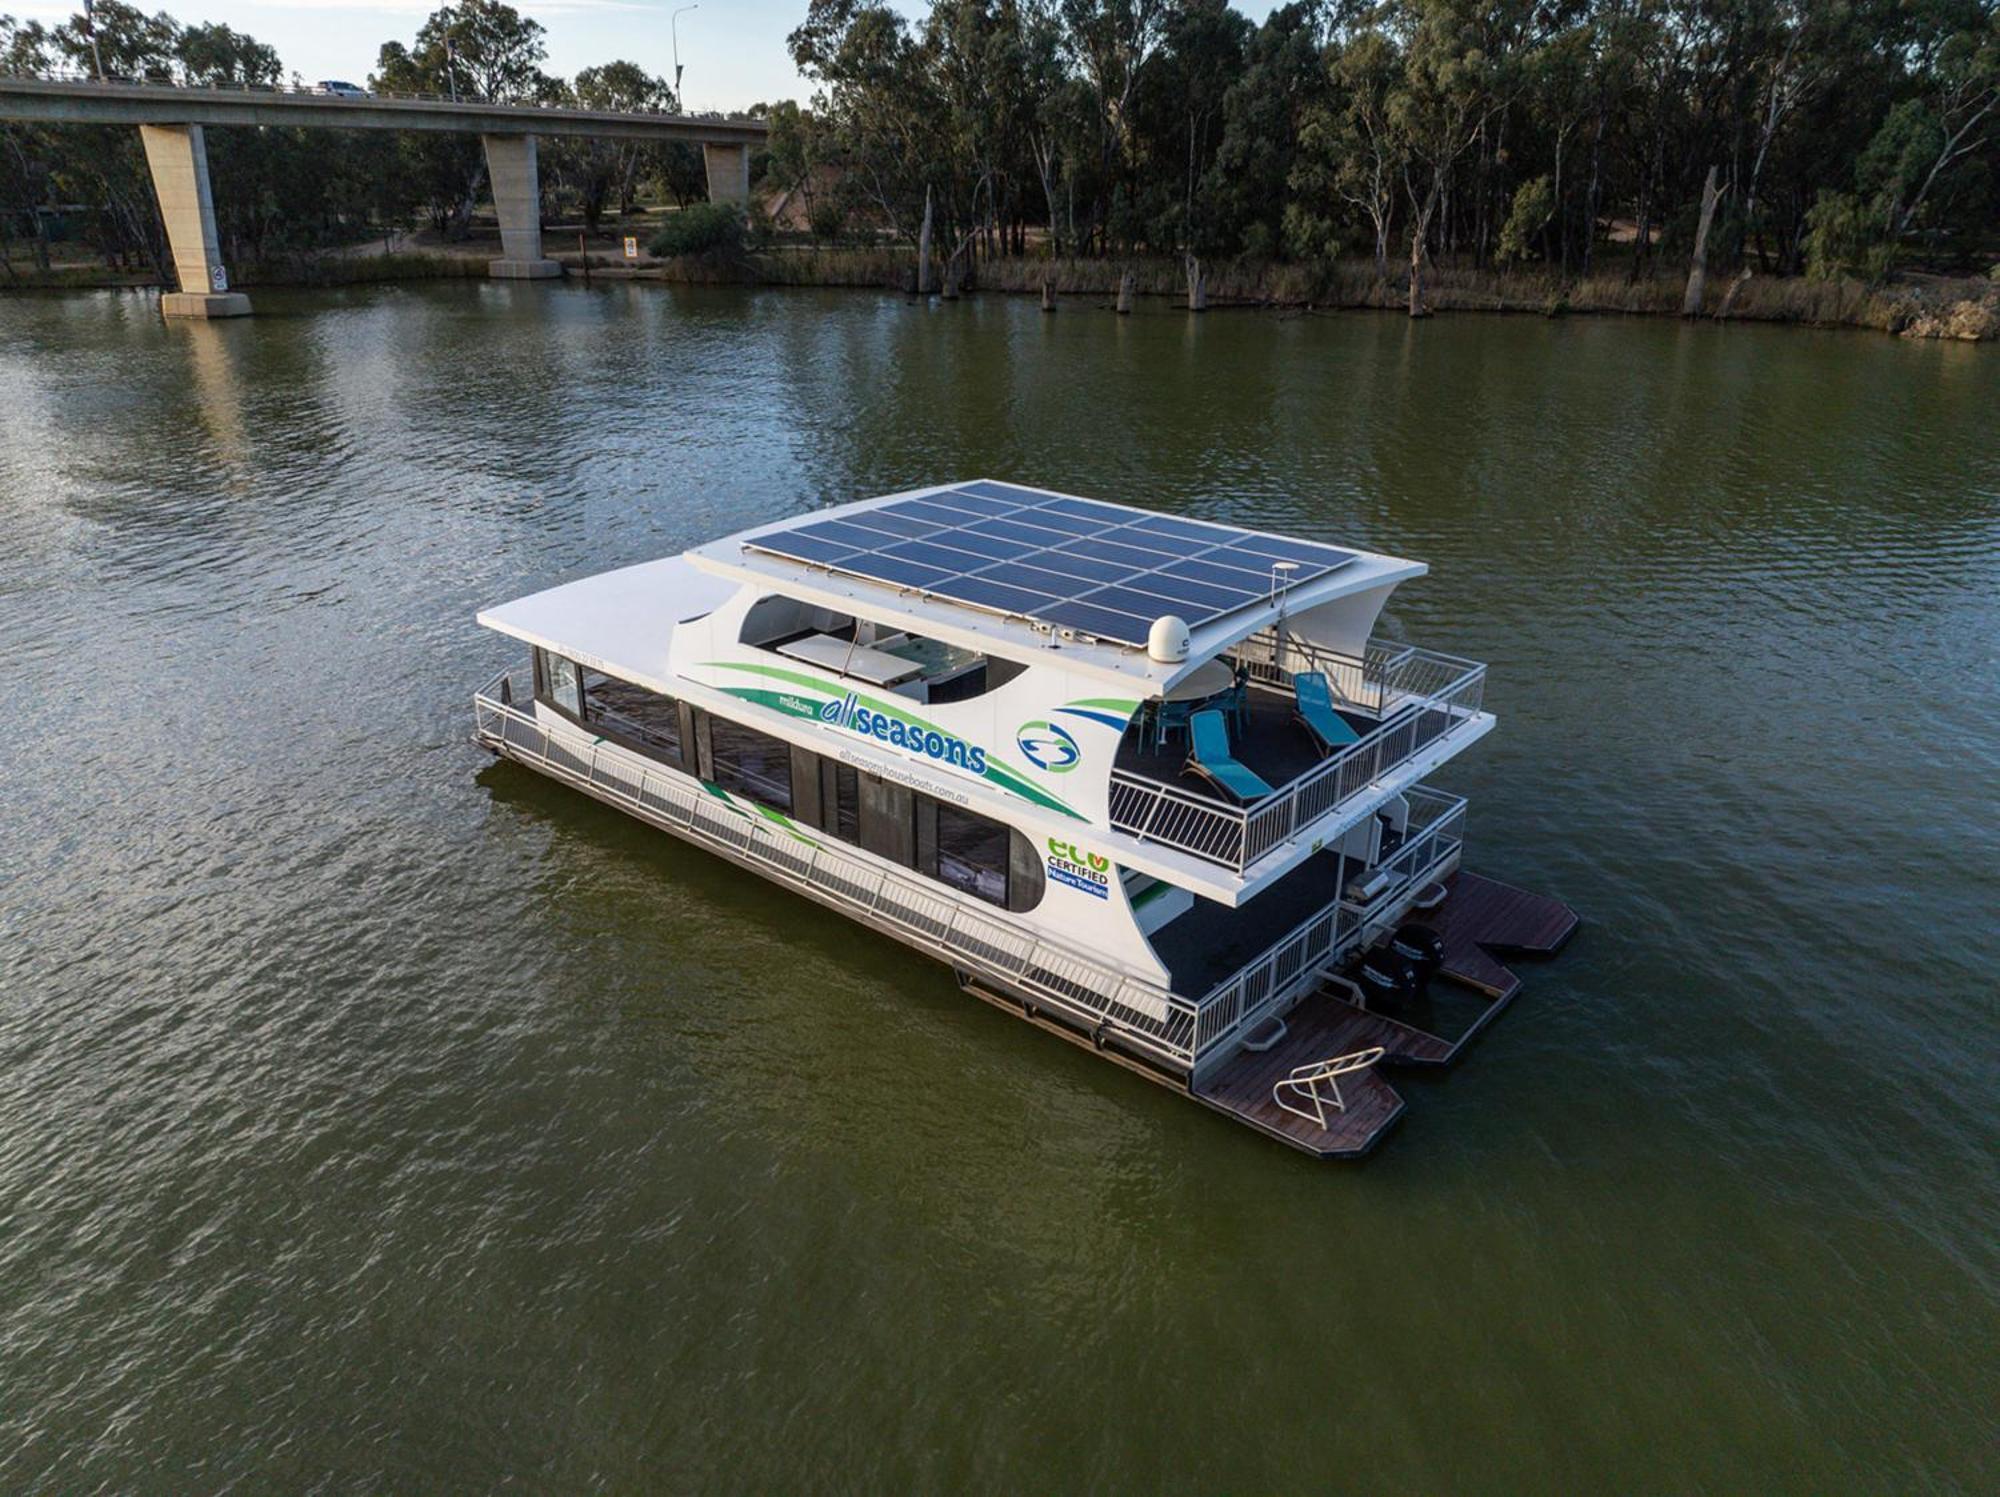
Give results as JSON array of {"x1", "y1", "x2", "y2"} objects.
[
  {"x1": 2, "y1": 0, "x2": 822, "y2": 110},
  {"x1": 16, "y1": 0, "x2": 1290, "y2": 113},
  {"x1": 3, "y1": 0, "x2": 908, "y2": 112}
]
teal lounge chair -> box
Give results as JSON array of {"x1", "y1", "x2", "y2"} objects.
[
  {"x1": 1187, "y1": 709, "x2": 1273, "y2": 802},
  {"x1": 1294, "y1": 671, "x2": 1360, "y2": 752}
]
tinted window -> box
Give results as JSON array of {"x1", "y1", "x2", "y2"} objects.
[
  {"x1": 832, "y1": 763, "x2": 859, "y2": 842},
  {"x1": 935, "y1": 803, "x2": 1010, "y2": 907},
  {"x1": 588, "y1": 675, "x2": 683, "y2": 762},
  {"x1": 709, "y1": 717, "x2": 793, "y2": 812}
]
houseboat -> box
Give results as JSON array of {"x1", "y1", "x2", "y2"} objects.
[{"x1": 473, "y1": 481, "x2": 1562, "y2": 1156}]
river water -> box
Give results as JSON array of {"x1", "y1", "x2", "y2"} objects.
[{"x1": 0, "y1": 282, "x2": 1994, "y2": 1491}]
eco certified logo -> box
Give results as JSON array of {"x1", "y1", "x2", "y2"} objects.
[
  {"x1": 1016, "y1": 719, "x2": 1080, "y2": 773},
  {"x1": 1045, "y1": 837, "x2": 1111, "y2": 898}
]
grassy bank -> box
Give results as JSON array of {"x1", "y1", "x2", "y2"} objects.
[
  {"x1": 649, "y1": 246, "x2": 1999, "y2": 340},
  {"x1": 0, "y1": 250, "x2": 489, "y2": 294},
  {"x1": 234, "y1": 252, "x2": 491, "y2": 288}
]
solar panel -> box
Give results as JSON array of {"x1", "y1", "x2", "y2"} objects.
[{"x1": 744, "y1": 485, "x2": 1357, "y2": 648}]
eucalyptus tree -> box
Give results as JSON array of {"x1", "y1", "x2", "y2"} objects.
[
  {"x1": 1058, "y1": 0, "x2": 1167, "y2": 249},
  {"x1": 1288, "y1": 26, "x2": 1406, "y2": 278},
  {"x1": 375, "y1": 0, "x2": 551, "y2": 236},
  {"x1": 554, "y1": 61, "x2": 675, "y2": 229},
  {"x1": 1133, "y1": 0, "x2": 1249, "y2": 258},
  {"x1": 1865, "y1": 0, "x2": 1999, "y2": 256},
  {"x1": 1389, "y1": 0, "x2": 1509, "y2": 313},
  {"x1": 788, "y1": 0, "x2": 952, "y2": 247},
  {"x1": 1205, "y1": 2, "x2": 1326, "y2": 258},
  {"x1": 0, "y1": 14, "x2": 53, "y2": 273}
]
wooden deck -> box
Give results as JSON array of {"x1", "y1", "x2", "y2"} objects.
[
  {"x1": 1427, "y1": 869, "x2": 1581, "y2": 1000},
  {"x1": 1190, "y1": 871, "x2": 1579, "y2": 1157}
]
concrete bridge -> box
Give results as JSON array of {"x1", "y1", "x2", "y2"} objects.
[{"x1": 0, "y1": 74, "x2": 770, "y2": 316}]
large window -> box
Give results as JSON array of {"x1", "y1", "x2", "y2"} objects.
[
  {"x1": 588, "y1": 675, "x2": 685, "y2": 767},
  {"x1": 709, "y1": 717, "x2": 793, "y2": 813},
  {"x1": 689, "y1": 707, "x2": 1042, "y2": 913},
  {"x1": 934, "y1": 803, "x2": 1011, "y2": 906},
  {"x1": 536, "y1": 650, "x2": 585, "y2": 718},
  {"x1": 822, "y1": 761, "x2": 860, "y2": 843}
]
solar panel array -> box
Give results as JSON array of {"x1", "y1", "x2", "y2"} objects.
[{"x1": 742, "y1": 481, "x2": 1358, "y2": 648}]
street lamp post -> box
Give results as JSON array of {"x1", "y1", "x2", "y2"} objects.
[
  {"x1": 671, "y1": 5, "x2": 698, "y2": 106},
  {"x1": 82, "y1": 0, "x2": 105, "y2": 80}
]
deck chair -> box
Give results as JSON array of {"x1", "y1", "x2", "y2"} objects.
[
  {"x1": 1186, "y1": 709, "x2": 1274, "y2": 802},
  {"x1": 1293, "y1": 671, "x2": 1360, "y2": 751},
  {"x1": 1273, "y1": 1047, "x2": 1386, "y2": 1129}
]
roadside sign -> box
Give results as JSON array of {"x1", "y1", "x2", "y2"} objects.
[{"x1": 623, "y1": 236, "x2": 639, "y2": 261}]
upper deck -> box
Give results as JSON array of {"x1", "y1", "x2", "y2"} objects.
[{"x1": 1108, "y1": 628, "x2": 1489, "y2": 875}]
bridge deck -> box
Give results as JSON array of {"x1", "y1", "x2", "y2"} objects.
[{"x1": 0, "y1": 75, "x2": 768, "y2": 143}]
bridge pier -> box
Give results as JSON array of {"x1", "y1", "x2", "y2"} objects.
[
  {"x1": 138, "y1": 124, "x2": 250, "y2": 318},
  {"x1": 701, "y1": 142, "x2": 750, "y2": 208},
  {"x1": 481, "y1": 133, "x2": 560, "y2": 280}
]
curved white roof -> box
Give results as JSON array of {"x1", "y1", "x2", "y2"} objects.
[{"x1": 476, "y1": 556, "x2": 738, "y2": 695}]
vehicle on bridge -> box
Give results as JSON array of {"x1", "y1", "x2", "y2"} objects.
[{"x1": 313, "y1": 80, "x2": 367, "y2": 99}]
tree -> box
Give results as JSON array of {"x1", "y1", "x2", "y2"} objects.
[
  {"x1": 559, "y1": 61, "x2": 674, "y2": 229},
  {"x1": 1864, "y1": 4, "x2": 1999, "y2": 262},
  {"x1": 1496, "y1": 173, "x2": 1551, "y2": 263},
  {"x1": 1391, "y1": 0, "x2": 1507, "y2": 315},
  {"x1": 1289, "y1": 28, "x2": 1407, "y2": 279}
]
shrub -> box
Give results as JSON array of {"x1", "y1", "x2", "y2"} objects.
[
  {"x1": 1497, "y1": 176, "x2": 1553, "y2": 264},
  {"x1": 1803, "y1": 190, "x2": 1892, "y2": 283},
  {"x1": 807, "y1": 198, "x2": 846, "y2": 246},
  {"x1": 648, "y1": 202, "x2": 745, "y2": 259}
]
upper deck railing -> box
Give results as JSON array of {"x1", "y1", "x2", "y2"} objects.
[{"x1": 1107, "y1": 634, "x2": 1485, "y2": 875}]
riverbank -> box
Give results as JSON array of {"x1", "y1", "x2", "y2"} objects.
[
  {"x1": 642, "y1": 247, "x2": 2000, "y2": 340},
  {"x1": 8, "y1": 239, "x2": 1994, "y2": 339}
]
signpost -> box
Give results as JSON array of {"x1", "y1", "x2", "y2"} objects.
[{"x1": 623, "y1": 236, "x2": 639, "y2": 261}]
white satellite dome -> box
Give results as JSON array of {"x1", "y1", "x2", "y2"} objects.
[{"x1": 1147, "y1": 614, "x2": 1192, "y2": 664}]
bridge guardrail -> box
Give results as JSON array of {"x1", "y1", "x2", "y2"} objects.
[{"x1": 0, "y1": 70, "x2": 763, "y2": 125}]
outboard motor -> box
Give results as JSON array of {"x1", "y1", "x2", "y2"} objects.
[
  {"x1": 1354, "y1": 947, "x2": 1419, "y2": 1010},
  {"x1": 1389, "y1": 923, "x2": 1447, "y2": 986}
]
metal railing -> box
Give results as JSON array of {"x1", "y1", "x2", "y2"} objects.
[
  {"x1": 474, "y1": 671, "x2": 1200, "y2": 1071},
  {"x1": 1188, "y1": 787, "x2": 1466, "y2": 1070},
  {"x1": 0, "y1": 69, "x2": 761, "y2": 125},
  {"x1": 1107, "y1": 635, "x2": 1485, "y2": 875}
]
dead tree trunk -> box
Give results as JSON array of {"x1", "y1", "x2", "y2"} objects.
[
  {"x1": 1682, "y1": 164, "x2": 1724, "y2": 317},
  {"x1": 1185, "y1": 254, "x2": 1206, "y2": 311},
  {"x1": 1716, "y1": 268, "x2": 1752, "y2": 320},
  {"x1": 916, "y1": 185, "x2": 933, "y2": 295},
  {"x1": 1408, "y1": 188, "x2": 1439, "y2": 319}
]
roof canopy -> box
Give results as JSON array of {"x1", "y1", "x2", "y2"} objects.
[{"x1": 476, "y1": 556, "x2": 738, "y2": 694}]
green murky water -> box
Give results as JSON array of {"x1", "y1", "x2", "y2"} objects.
[{"x1": 1, "y1": 282, "x2": 1994, "y2": 1490}]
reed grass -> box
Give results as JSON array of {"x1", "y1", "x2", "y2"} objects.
[{"x1": 642, "y1": 246, "x2": 1997, "y2": 339}]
